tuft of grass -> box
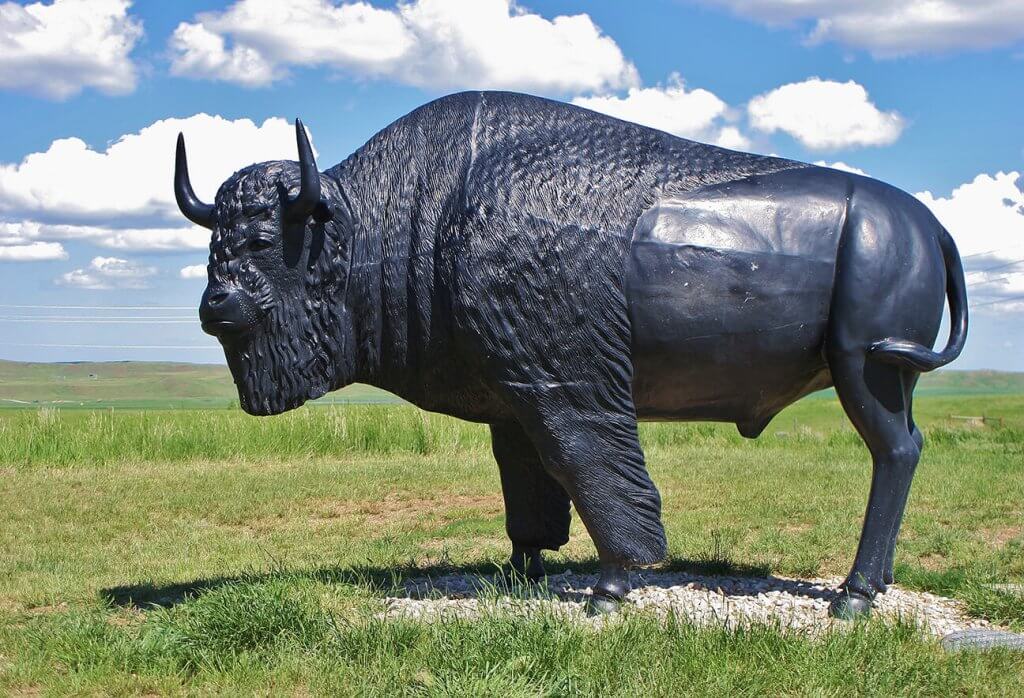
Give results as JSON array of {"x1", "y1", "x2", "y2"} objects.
[
  {"x1": 895, "y1": 564, "x2": 1024, "y2": 630},
  {"x1": 1, "y1": 403, "x2": 1020, "y2": 467},
  {"x1": 0, "y1": 405, "x2": 493, "y2": 466}
]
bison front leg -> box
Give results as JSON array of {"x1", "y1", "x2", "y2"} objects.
[
  {"x1": 504, "y1": 384, "x2": 667, "y2": 614},
  {"x1": 490, "y1": 421, "x2": 571, "y2": 579}
]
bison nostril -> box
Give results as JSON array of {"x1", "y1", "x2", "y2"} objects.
[{"x1": 208, "y1": 290, "x2": 229, "y2": 306}]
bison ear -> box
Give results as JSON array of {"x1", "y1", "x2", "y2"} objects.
[{"x1": 312, "y1": 200, "x2": 333, "y2": 224}]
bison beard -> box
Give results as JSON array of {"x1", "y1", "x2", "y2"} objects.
[{"x1": 222, "y1": 290, "x2": 348, "y2": 416}]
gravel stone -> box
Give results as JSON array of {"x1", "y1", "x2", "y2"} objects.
[{"x1": 381, "y1": 570, "x2": 995, "y2": 639}]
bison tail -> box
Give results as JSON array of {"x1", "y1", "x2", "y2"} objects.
[{"x1": 869, "y1": 227, "x2": 968, "y2": 373}]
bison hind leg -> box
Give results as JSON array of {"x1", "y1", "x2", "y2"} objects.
[
  {"x1": 826, "y1": 350, "x2": 921, "y2": 620},
  {"x1": 490, "y1": 421, "x2": 571, "y2": 580}
]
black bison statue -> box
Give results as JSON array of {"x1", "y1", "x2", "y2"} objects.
[{"x1": 175, "y1": 91, "x2": 967, "y2": 618}]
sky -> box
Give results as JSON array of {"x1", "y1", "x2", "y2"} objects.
[{"x1": 0, "y1": 0, "x2": 1022, "y2": 370}]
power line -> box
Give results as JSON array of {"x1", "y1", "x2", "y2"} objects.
[
  {"x1": 961, "y1": 247, "x2": 1024, "y2": 260},
  {"x1": 970, "y1": 272, "x2": 1022, "y2": 287},
  {"x1": 0, "y1": 342, "x2": 220, "y2": 349},
  {"x1": 0, "y1": 304, "x2": 194, "y2": 310},
  {"x1": 0, "y1": 318, "x2": 195, "y2": 324},
  {"x1": 972, "y1": 293, "x2": 1024, "y2": 308},
  {"x1": 0, "y1": 315, "x2": 194, "y2": 321},
  {"x1": 966, "y1": 258, "x2": 1024, "y2": 275}
]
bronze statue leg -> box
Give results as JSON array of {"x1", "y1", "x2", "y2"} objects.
[
  {"x1": 882, "y1": 373, "x2": 922, "y2": 585},
  {"x1": 828, "y1": 351, "x2": 921, "y2": 619},
  {"x1": 501, "y1": 383, "x2": 667, "y2": 614},
  {"x1": 490, "y1": 421, "x2": 571, "y2": 579}
]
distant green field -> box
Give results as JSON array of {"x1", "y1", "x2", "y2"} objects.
[
  {"x1": 1, "y1": 359, "x2": 1022, "y2": 410},
  {"x1": 0, "y1": 360, "x2": 401, "y2": 409}
]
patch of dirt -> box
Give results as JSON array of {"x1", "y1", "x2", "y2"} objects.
[
  {"x1": 918, "y1": 553, "x2": 950, "y2": 570},
  {"x1": 984, "y1": 525, "x2": 1023, "y2": 547},
  {"x1": 23, "y1": 602, "x2": 68, "y2": 616},
  {"x1": 217, "y1": 492, "x2": 504, "y2": 533},
  {"x1": 7, "y1": 686, "x2": 42, "y2": 697},
  {"x1": 313, "y1": 493, "x2": 503, "y2": 528}
]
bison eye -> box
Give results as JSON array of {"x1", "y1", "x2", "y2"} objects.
[{"x1": 247, "y1": 237, "x2": 273, "y2": 252}]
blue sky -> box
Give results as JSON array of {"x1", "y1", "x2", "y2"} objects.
[{"x1": 0, "y1": 0, "x2": 1022, "y2": 369}]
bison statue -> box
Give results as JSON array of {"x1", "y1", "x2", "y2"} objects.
[{"x1": 174, "y1": 91, "x2": 967, "y2": 618}]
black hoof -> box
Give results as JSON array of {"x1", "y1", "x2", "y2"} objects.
[
  {"x1": 507, "y1": 546, "x2": 545, "y2": 582},
  {"x1": 585, "y1": 563, "x2": 631, "y2": 616},
  {"x1": 585, "y1": 593, "x2": 621, "y2": 616},
  {"x1": 829, "y1": 591, "x2": 873, "y2": 620},
  {"x1": 883, "y1": 569, "x2": 895, "y2": 585}
]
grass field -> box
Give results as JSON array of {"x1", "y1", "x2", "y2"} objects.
[
  {"x1": 1, "y1": 374, "x2": 1023, "y2": 694},
  {"x1": 4, "y1": 359, "x2": 1024, "y2": 409},
  {"x1": 0, "y1": 360, "x2": 400, "y2": 409}
]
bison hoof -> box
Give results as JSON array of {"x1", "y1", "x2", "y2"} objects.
[
  {"x1": 585, "y1": 592, "x2": 622, "y2": 616},
  {"x1": 508, "y1": 546, "x2": 546, "y2": 581},
  {"x1": 829, "y1": 590, "x2": 873, "y2": 620}
]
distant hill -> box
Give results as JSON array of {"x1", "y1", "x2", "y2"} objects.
[
  {"x1": 0, "y1": 360, "x2": 1020, "y2": 409},
  {"x1": 0, "y1": 360, "x2": 401, "y2": 409},
  {"x1": 911, "y1": 369, "x2": 1024, "y2": 395}
]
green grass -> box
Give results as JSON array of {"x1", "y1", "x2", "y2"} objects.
[
  {"x1": 0, "y1": 392, "x2": 1021, "y2": 466},
  {"x1": 1, "y1": 395, "x2": 1023, "y2": 694}
]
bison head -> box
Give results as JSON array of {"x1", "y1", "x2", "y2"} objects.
[{"x1": 175, "y1": 120, "x2": 356, "y2": 415}]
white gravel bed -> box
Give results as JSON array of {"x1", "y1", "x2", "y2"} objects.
[{"x1": 382, "y1": 569, "x2": 991, "y2": 638}]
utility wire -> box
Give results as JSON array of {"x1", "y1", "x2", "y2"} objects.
[
  {"x1": 972, "y1": 293, "x2": 1024, "y2": 308},
  {"x1": 0, "y1": 315, "x2": 194, "y2": 321},
  {"x1": 0, "y1": 304, "x2": 193, "y2": 310},
  {"x1": 0, "y1": 318, "x2": 195, "y2": 324},
  {"x1": 966, "y1": 258, "x2": 1024, "y2": 275},
  {"x1": 961, "y1": 247, "x2": 1024, "y2": 260},
  {"x1": 0, "y1": 342, "x2": 219, "y2": 349}
]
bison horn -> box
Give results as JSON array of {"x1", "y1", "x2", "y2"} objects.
[
  {"x1": 284, "y1": 118, "x2": 322, "y2": 223},
  {"x1": 174, "y1": 133, "x2": 216, "y2": 230}
]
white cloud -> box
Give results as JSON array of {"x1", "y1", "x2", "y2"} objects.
[
  {"x1": 0, "y1": 241, "x2": 67, "y2": 261},
  {"x1": 0, "y1": 113, "x2": 297, "y2": 291},
  {"x1": 916, "y1": 172, "x2": 1024, "y2": 311},
  {"x1": 748, "y1": 78, "x2": 904, "y2": 151},
  {"x1": 0, "y1": 0, "x2": 142, "y2": 99},
  {"x1": 572, "y1": 74, "x2": 750, "y2": 149},
  {"x1": 813, "y1": 160, "x2": 868, "y2": 176},
  {"x1": 180, "y1": 264, "x2": 207, "y2": 279},
  {"x1": 57, "y1": 256, "x2": 156, "y2": 290},
  {"x1": 0, "y1": 113, "x2": 301, "y2": 225},
  {"x1": 169, "y1": 0, "x2": 638, "y2": 94},
  {"x1": 0, "y1": 221, "x2": 208, "y2": 252},
  {"x1": 696, "y1": 1, "x2": 1024, "y2": 57}
]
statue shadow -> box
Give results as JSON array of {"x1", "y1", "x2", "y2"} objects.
[{"x1": 100, "y1": 555, "x2": 836, "y2": 610}]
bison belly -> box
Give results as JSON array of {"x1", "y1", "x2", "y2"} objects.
[{"x1": 626, "y1": 168, "x2": 848, "y2": 433}]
